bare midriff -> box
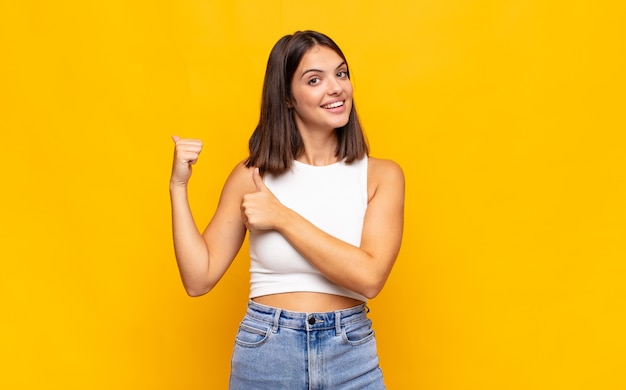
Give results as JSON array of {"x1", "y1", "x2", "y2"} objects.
[{"x1": 252, "y1": 292, "x2": 364, "y2": 312}]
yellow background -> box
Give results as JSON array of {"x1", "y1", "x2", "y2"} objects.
[{"x1": 2, "y1": 1, "x2": 625, "y2": 389}]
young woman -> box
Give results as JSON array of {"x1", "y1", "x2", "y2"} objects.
[{"x1": 170, "y1": 30, "x2": 404, "y2": 389}]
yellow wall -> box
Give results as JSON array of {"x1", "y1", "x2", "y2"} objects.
[{"x1": 1, "y1": 1, "x2": 625, "y2": 389}]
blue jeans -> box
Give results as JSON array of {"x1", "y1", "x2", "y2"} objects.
[{"x1": 229, "y1": 300, "x2": 386, "y2": 389}]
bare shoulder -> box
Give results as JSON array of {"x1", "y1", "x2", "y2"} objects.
[
  {"x1": 367, "y1": 157, "x2": 405, "y2": 202},
  {"x1": 368, "y1": 157, "x2": 405, "y2": 186},
  {"x1": 221, "y1": 160, "x2": 257, "y2": 198}
]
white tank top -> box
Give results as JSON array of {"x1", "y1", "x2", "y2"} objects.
[{"x1": 249, "y1": 157, "x2": 369, "y2": 302}]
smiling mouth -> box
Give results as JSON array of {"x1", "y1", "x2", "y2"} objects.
[{"x1": 321, "y1": 101, "x2": 344, "y2": 109}]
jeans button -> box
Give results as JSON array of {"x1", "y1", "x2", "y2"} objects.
[{"x1": 308, "y1": 316, "x2": 316, "y2": 325}]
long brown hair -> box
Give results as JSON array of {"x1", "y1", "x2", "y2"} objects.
[{"x1": 246, "y1": 30, "x2": 369, "y2": 175}]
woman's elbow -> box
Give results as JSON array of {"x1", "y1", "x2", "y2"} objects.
[
  {"x1": 185, "y1": 288, "x2": 207, "y2": 297},
  {"x1": 182, "y1": 282, "x2": 212, "y2": 297},
  {"x1": 359, "y1": 278, "x2": 387, "y2": 300}
]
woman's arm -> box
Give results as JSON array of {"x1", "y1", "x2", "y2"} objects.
[
  {"x1": 170, "y1": 137, "x2": 252, "y2": 296},
  {"x1": 242, "y1": 158, "x2": 405, "y2": 299}
]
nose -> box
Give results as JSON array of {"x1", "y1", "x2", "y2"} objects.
[{"x1": 327, "y1": 77, "x2": 342, "y2": 95}]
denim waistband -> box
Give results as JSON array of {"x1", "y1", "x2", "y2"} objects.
[{"x1": 245, "y1": 300, "x2": 369, "y2": 333}]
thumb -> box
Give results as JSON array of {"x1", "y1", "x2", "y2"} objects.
[
  {"x1": 252, "y1": 167, "x2": 267, "y2": 192},
  {"x1": 171, "y1": 135, "x2": 180, "y2": 143}
]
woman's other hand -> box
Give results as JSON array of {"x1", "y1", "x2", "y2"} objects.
[
  {"x1": 241, "y1": 168, "x2": 285, "y2": 230},
  {"x1": 170, "y1": 136, "x2": 203, "y2": 187}
]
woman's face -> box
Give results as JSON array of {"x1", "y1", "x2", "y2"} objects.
[{"x1": 290, "y1": 45, "x2": 353, "y2": 135}]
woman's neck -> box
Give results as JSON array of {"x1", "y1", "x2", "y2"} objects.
[
  {"x1": 296, "y1": 153, "x2": 339, "y2": 166},
  {"x1": 297, "y1": 129, "x2": 338, "y2": 166}
]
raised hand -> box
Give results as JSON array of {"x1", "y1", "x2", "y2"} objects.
[
  {"x1": 170, "y1": 136, "x2": 203, "y2": 187},
  {"x1": 241, "y1": 168, "x2": 285, "y2": 230}
]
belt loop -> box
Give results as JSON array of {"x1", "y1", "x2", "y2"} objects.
[
  {"x1": 335, "y1": 310, "x2": 342, "y2": 336},
  {"x1": 272, "y1": 308, "x2": 282, "y2": 333}
]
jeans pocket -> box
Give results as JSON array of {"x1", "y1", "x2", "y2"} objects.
[
  {"x1": 234, "y1": 320, "x2": 271, "y2": 348},
  {"x1": 342, "y1": 318, "x2": 375, "y2": 346}
]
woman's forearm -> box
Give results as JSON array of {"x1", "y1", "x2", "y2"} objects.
[
  {"x1": 170, "y1": 183, "x2": 211, "y2": 296},
  {"x1": 276, "y1": 210, "x2": 394, "y2": 299}
]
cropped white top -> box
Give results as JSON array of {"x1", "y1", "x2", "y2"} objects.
[{"x1": 249, "y1": 157, "x2": 369, "y2": 302}]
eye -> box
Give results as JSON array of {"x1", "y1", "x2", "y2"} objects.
[
  {"x1": 308, "y1": 77, "x2": 321, "y2": 85},
  {"x1": 337, "y1": 70, "x2": 348, "y2": 79}
]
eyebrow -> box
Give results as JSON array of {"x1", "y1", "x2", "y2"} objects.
[{"x1": 300, "y1": 61, "x2": 346, "y2": 79}]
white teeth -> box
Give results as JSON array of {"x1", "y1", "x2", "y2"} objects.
[{"x1": 323, "y1": 101, "x2": 344, "y2": 109}]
